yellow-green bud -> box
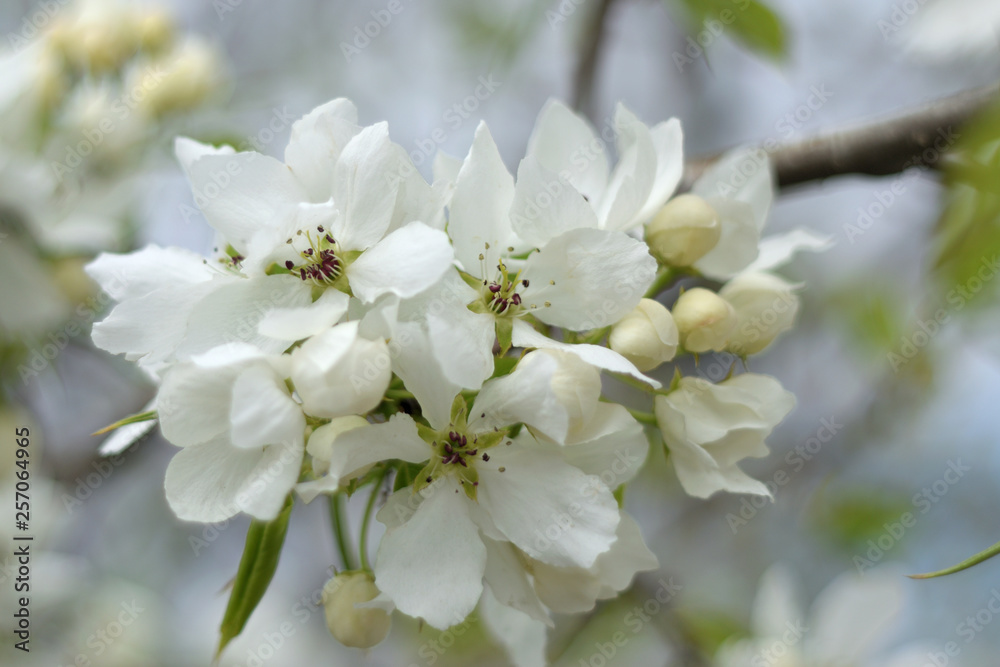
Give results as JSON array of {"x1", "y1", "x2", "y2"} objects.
[
  {"x1": 322, "y1": 572, "x2": 391, "y2": 649},
  {"x1": 672, "y1": 287, "x2": 736, "y2": 353},
  {"x1": 609, "y1": 299, "x2": 678, "y2": 371},
  {"x1": 645, "y1": 194, "x2": 721, "y2": 267},
  {"x1": 719, "y1": 273, "x2": 799, "y2": 356}
]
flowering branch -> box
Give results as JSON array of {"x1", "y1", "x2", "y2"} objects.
[{"x1": 682, "y1": 82, "x2": 1000, "y2": 190}]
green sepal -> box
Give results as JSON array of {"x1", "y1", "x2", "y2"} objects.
[
  {"x1": 216, "y1": 496, "x2": 294, "y2": 659},
  {"x1": 416, "y1": 422, "x2": 440, "y2": 445},
  {"x1": 459, "y1": 269, "x2": 486, "y2": 290},
  {"x1": 491, "y1": 355, "x2": 519, "y2": 379},
  {"x1": 496, "y1": 317, "x2": 514, "y2": 356},
  {"x1": 450, "y1": 394, "x2": 468, "y2": 430},
  {"x1": 470, "y1": 429, "x2": 505, "y2": 451}
]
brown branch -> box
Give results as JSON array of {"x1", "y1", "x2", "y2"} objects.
[
  {"x1": 572, "y1": 0, "x2": 618, "y2": 117},
  {"x1": 682, "y1": 82, "x2": 1000, "y2": 191}
]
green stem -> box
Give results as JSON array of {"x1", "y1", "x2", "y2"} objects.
[
  {"x1": 385, "y1": 389, "x2": 415, "y2": 400},
  {"x1": 359, "y1": 467, "x2": 388, "y2": 572},
  {"x1": 627, "y1": 408, "x2": 659, "y2": 426},
  {"x1": 644, "y1": 268, "x2": 676, "y2": 299},
  {"x1": 328, "y1": 494, "x2": 356, "y2": 572},
  {"x1": 611, "y1": 372, "x2": 657, "y2": 394}
]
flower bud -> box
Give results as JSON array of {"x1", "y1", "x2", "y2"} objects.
[
  {"x1": 133, "y1": 40, "x2": 222, "y2": 117},
  {"x1": 645, "y1": 194, "x2": 721, "y2": 267},
  {"x1": 609, "y1": 298, "x2": 678, "y2": 371},
  {"x1": 137, "y1": 9, "x2": 174, "y2": 54},
  {"x1": 322, "y1": 572, "x2": 391, "y2": 649},
  {"x1": 719, "y1": 272, "x2": 800, "y2": 356},
  {"x1": 291, "y1": 323, "x2": 391, "y2": 419},
  {"x1": 671, "y1": 288, "x2": 736, "y2": 353},
  {"x1": 307, "y1": 415, "x2": 370, "y2": 476}
]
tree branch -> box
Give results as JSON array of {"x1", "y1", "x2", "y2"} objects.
[
  {"x1": 572, "y1": 0, "x2": 618, "y2": 117},
  {"x1": 682, "y1": 82, "x2": 1000, "y2": 191}
]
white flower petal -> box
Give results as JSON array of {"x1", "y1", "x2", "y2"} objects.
[
  {"x1": 634, "y1": 118, "x2": 684, "y2": 223},
  {"x1": 693, "y1": 147, "x2": 773, "y2": 230},
  {"x1": 751, "y1": 565, "x2": 803, "y2": 640},
  {"x1": 174, "y1": 136, "x2": 234, "y2": 174},
  {"x1": 85, "y1": 245, "x2": 212, "y2": 301},
  {"x1": 176, "y1": 275, "x2": 313, "y2": 359},
  {"x1": 374, "y1": 477, "x2": 486, "y2": 630},
  {"x1": 257, "y1": 288, "x2": 350, "y2": 342},
  {"x1": 449, "y1": 122, "x2": 515, "y2": 274},
  {"x1": 476, "y1": 444, "x2": 619, "y2": 568},
  {"x1": 482, "y1": 538, "x2": 550, "y2": 624},
  {"x1": 347, "y1": 221, "x2": 454, "y2": 302},
  {"x1": 331, "y1": 122, "x2": 401, "y2": 250},
  {"x1": 511, "y1": 156, "x2": 598, "y2": 249},
  {"x1": 597, "y1": 103, "x2": 657, "y2": 232},
  {"x1": 185, "y1": 152, "x2": 307, "y2": 251},
  {"x1": 526, "y1": 99, "x2": 609, "y2": 203},
  {"x1": 744, "y1": 228, "x2": 834, "y2": 274},
  {"x1": 561, "y1": 403, "x2": 649, "y2": 486},
  {"x1": 480, "y1": 586, "x2": 549, "y2": 667},
  {"x1": 164, "y1": 435, "x2": 302, "y2": 522},
  {"x1": 807, "y1": 568, "x2": 903, "y2": 663},
  {"x1": 521, "y1": 228, "x2": 656, "y2": 331},
  {"x1": 469, "y1": 351, "x2": 569, "y2": 443},
  {"x1": 511, "y1": 320, "x2": 661, "y2": 389},
  {"x1": 229, "y1": 365, "x2": 304, "y2": 451},
  {"x1": 693, "y1": 197, "x2": 761, "y2": 280},
  {"x1": 389, "y1": 322, "x2": 463, "y2": 431},
  {"x1": 284, "y1": 98, "x2": 360, "y2": 201}
]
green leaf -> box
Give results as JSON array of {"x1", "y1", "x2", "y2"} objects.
[
  {"x1": 672, "y1": 0, "x2": 787, "y2": 60},
  {"x1": 496, "y1": 318, "x2": 514, "y2": 356},
  {"x1": 217, "y1": 497, "x2": 294, "y2": 659},
  {"x1": 909, "y1": 539, "x2": 1000, "y2": 579},
  {"x1": 92, "y1": 410, "x2": 157, "y2": 436}
]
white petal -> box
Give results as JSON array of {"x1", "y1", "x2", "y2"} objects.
[
  {"x1": 427, "y1": 307, "x2": 496, "y2": 391},
  {"x1": 174, "y1": 136, "x2": 234, "y2": 173},
  {"x1": 185, "y1": 151, "x2": 307, "y2": 251},
  {"x1": 744, "y1": 228, "x2": 834, "y2": 274},
  {"x1": 164, "y1": 435, "x2": 302, "y2": 522},
  {"x1": 257, "y1": 288, "x2": 350, "y2": 342},
  {"x1": 476, "y1": 444, "x2": 619, "y2": 568},
  {"x1": 284, "y1": 98, "x2": 360, "y2": 201},
  {"x1": 98, "y1": 398, "x2": 158, "y2": 456},
  {"x1": 511, "y1": 320, "x2": 661, "y2": 389},
  {"x1": 511, "y1": 156, "x2": 598, "y2": 248},
  {"x1": 85, "y1": 245, "x2": 212, "y2": 301},
  {"x1": 634, "y1": 118, "x2": 684, "y2": 223},
  {"x1": 521, "y1": 228, "x2": 656, "y2": 331},
  {"x1": 751, "y1": 565, "x2": 802, "y2": 640},
  {"x1": 297, "y1": 414, "x2": 428, "y2": 503},
  {"x1": 158, "y1": 358, "x2": 241, "y2": 447},
  {"x1": 347, "y1": 221, "x2": 454, "y2": 302},
  {"x1": 562, "y1": 403, "x2": 649, "y2": 487},
  {"x1": 596, "y1": 103, "x2": 657, "y2": 232},
  {"x1": 374, "y1": 477, "x2": 486, "y2": 630},
  {"x1": 482, "y1": 538, "x2": 550, "y2": 624},
  {"x1": 433, "y1": 150, "x2": 463, "y2": 186},
  {"x1": 229, "y1": 365, "x2": 304, "y2": 450},
  {"x1": 449, "y1": 122, "x2": 515, "y2": 274},
  {"x1": 526, "y1": 98, "x2": 609, "y2": 203},
  {"x1": 469, "y1": 351, "x2": 569, "y2": 443},
  {"x1": 807, "y1": 569, "x2": 903, "y2": 663},
  {"x1": 593, "y1": 512, "x2": 659, "y2": 598},
  {"x1": 480, "y1": 587, "x2": 549, "y2": 667},
  {"x1": 693, "y1": 147, "x2": 773, "y2": 230},
  {"x1": 692, "y1": 197, "x2": 761, "y2": 280},
  {"x1": 388, "y1": 321, "x2": 463, "y2": 431},
  {"x1": 176, "y1": 275, "x2": 313, "y2": 359},
  {"x1": 331, "y1": 122, "x2": 401, "y2": 250}
]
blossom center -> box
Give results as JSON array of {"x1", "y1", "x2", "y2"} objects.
[
  {"x1": 284, "y1": 225, "x2": 344, "y2": 286},
  {"x1": 480, "y1": 256, "x2": 528, "y2": 317}
]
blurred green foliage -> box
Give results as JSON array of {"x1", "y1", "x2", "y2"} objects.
[{"x1": 670, "y1": 0, "x2": 787, "y2": 60}]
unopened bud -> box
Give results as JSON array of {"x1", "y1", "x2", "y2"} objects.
[
  {"x1": 672, "y1": 287, "x2": 736, "y2": 353},
  {"x1": 322, "y1": 572, "x2": 391, "y2": 649},
  {"x1": 645, "y1": 194, "x2": 721, "y2": 267},
  {"x1": 138, "y1": 9, "x2": 175, "y2": 54},
  {"x1": 307, "y1": 415, "x2": 369, "y2": 476},
  {"x1": 719, "y1": 272, "x2": 800, "y2": 355},
  {"x1": 609, "y1": 298, "x2": 678, "y2": 371}
]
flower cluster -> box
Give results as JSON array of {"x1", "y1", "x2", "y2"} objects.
[{"x1": 87, "y1": 97, "x2": 829, "y2": 664}]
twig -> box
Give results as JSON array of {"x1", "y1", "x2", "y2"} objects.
[
  {"x1": 572, "y1": 0, "x2": 618, "y2": 117},
  {"x1": 682, "y1": 82, "x2": 1000, "y2": 191}
]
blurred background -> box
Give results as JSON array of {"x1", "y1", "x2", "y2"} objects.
[{"x1": 1, "y1": 0, "x2": 999, "y2": 664}]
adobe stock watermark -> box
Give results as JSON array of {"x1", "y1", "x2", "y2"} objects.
[
  {"x1": 843, "y1": 126, "x2": 959, "y2": 244},
  {"x1": 576, "y1": 577, "x2": 683, "y2": 667},
  {"x1": 919, "y1": 588, "x2": 1000, "y2": 667},
  {"x1": 547, "y1": 0, "x2": 587, "y2": 29},
  {"x1": 876, "y1": 0, "x2": 931, "y2": 42},
  {"x1": 340, "y1": 0, "x2": 416, "y2": 63},
  {"x1": 726, "y1": 416, "x2": 843, "y2": 534},
  {"x1": 56, "y1": 600, "x2": 145, "y2": 667},
  {"x1": 853, "y1": 459, "x2": 971, "y2": 574},
  {"x1": 887, "y1": 254, "x2": 999, "y2": 372}
]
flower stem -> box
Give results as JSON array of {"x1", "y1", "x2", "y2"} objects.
[
  {"x1": 359, "y1": 467, "x2": 388, "y2": 572},
  {"x1": 627, "y1": 408, "x2": 658, "y2": 426},
  {"x1": 611, "y1": 372, "x2": 657, "y2": 393},
  {"x1": 644, "y1": 268, "x2": 676, "y2": 299},
  {"x1": 328, "y1": 494, "x2": 356, "y2": 572}
]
